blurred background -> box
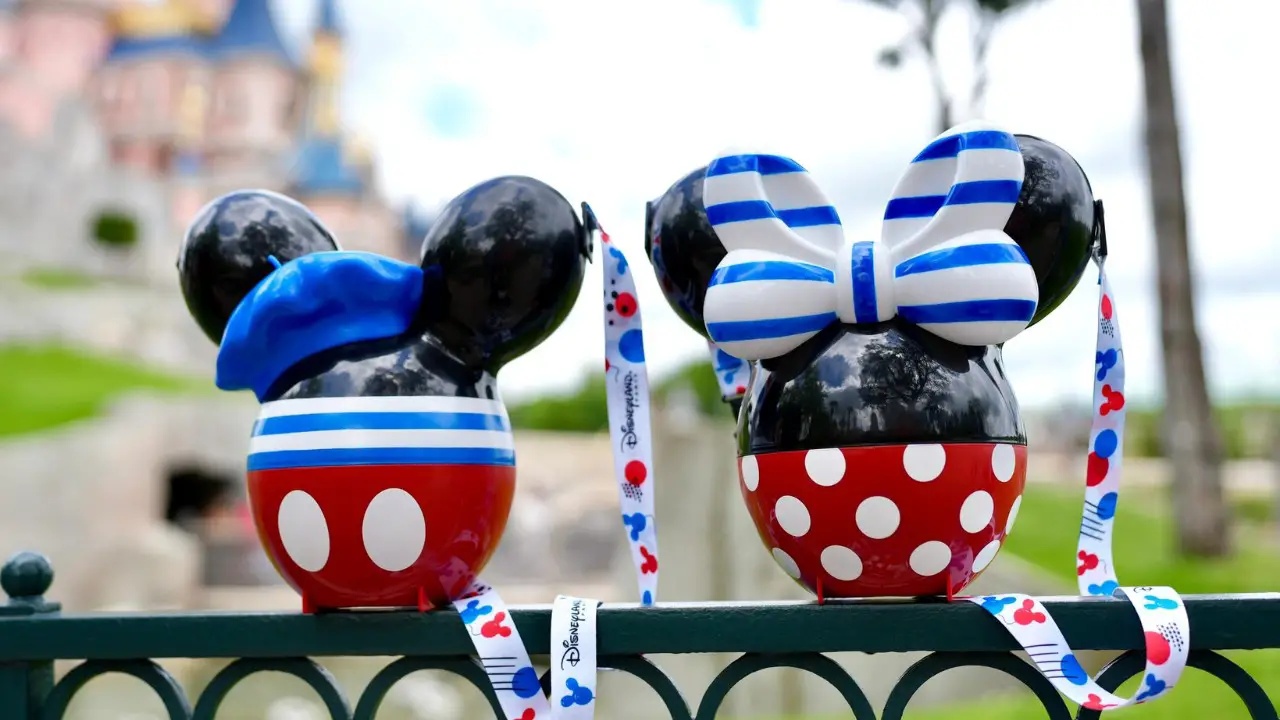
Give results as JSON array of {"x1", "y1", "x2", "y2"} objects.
[{"x1": 0, "y1": 0, "x2": 1276, "y2": 718}]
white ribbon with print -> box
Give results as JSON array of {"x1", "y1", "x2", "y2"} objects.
[
  {"x1": 550, "y1": 595, "x2": 600, "y2": 719},
  {"x1": 968, "y1": 257, "x2": 1190, "y2": 711},
  {"x1": 597, "y1": 216, "x2": 660, "y2": 606},
  {"x1": 708, "y1": 340, "x2": 749, "y2": 402},
  {"x1": 452, "y1": 581, "x2": 552, "y2": 719}
]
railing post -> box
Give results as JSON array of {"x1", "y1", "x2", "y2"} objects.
[{"x1": 0, "y1": 551, "x2": 62, "y2": 720}]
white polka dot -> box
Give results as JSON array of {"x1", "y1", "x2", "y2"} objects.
[
  {"x1": 903, "y1": 444, "x2": 947, "y2": 482},
  {"x1": 855, "y1": 496, "x2": 901, "y2": 539},
  {"x1": 804, "y1": 448, "x2": 846, "y2": 486},
  {"x1": 992, "y1": 444, "x2": 1016, "y2": 482},
  {"x1": 959, "y1": 491, "x2": 995, "y2": 533},
  {"x1": 821, "y1": 546, "x2": 863, "y2": 581},
  {"x1": 771, "y1": 548, "x2": 801, "y2": 579},
  {"x1": 741, "y1": 455, "x2": 760, "y2": 492},
  {"x1": 362, "y1": 488, "x2": 427, "y2": 572},
  {"x1": 1005, "y1": 495, "x2": 1023, "y2": 536},
  {"x1": 972, "y1": 540, "x2": 1002, "y2": 573},
  {"x1": 909, "y1": 541, "x2": 952, "y2": 576},
  {"x1": 774, "y1": 495, "x2": 811, "y2": 537},
  {"x1": 277, "y1": 490, "x2": 330, "y2": 572}
]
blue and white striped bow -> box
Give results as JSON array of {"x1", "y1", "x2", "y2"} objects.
[{"x1": 701, "y1": 120, "x2": 1040, "y2": 361}]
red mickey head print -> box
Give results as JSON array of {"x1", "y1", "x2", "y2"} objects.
[
  {"x1": 735, "y1": 385, "x2": 746, "y2": 395},
  {"x1": 605, "y1": 358, "x2": 611, "y2": 372},
  {"x1": 519, "y1": 710, "x2": 537, "y2": 720},
  {"x1": 614, "y1": 292, "x2": 637, "y2": 318},
  {"x1": 480, "y1": 612, "x2": 512, "y2": 638},
  {"x1": 1077, "y1": 550, "x2": 1099, "y2": 576},
  {"x1": 640, "y1": 546, "x2": 658, "y2": 574},
  {"x1": 1012, "y1": 599, "x2": 1047, "y2": 625},
  {"x1": 1086, "y1": 453, "x2": 1109, "y2": 487},
  {"x1": 625, "y1": 460, "x2": 648, "y2": 486},
  {"x1": 1083, "y1": 694, "x2": 1117, "y2": 711},
  {"x1": 1100, "y1": 384, "x2": 1125, "y2": 415},
  {"x1": 1145, "y1": 630, "x2": 1172, "y2": 665},
  {"x1": 1101, "y1": 294, "x2": 1113, "y2": 320}
]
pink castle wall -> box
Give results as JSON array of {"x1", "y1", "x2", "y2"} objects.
[{"x1": 14, "y1": 5, "x2": 111, "y2": 98}]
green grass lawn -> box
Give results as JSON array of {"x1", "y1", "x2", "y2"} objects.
[
  {"x1": 779, "y1": 486, "x2": 1280, "y2": 719},
  {"x1": 0, "y1": 344, "x2": 210, "y2": 438}
]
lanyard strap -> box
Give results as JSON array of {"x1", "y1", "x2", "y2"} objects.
[
  {"x1": 967, "y1": 259, "x2": 1190, "y2": 710},
  {"x1": 708, "y1": 341, "x2": 749, "y2": 402},
  {"x1": 452, "y1": 581, "x2": 551, "y2": 719},
  {"x1": 550, "y1": 595, "x2": 601, "y2": 719},
  {"x1": 594, "y1": 210, "x2": 660, "y2": 606}
]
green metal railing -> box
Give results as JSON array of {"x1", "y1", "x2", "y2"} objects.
[{"x1": 1, "y1": 551, "x2": 1278, "y2": 719}]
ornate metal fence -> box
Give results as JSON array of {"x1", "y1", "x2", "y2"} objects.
[{"x1": 1, "y1": 551, "x2": 1278, "y2": 719}]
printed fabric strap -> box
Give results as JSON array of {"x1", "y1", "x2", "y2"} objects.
[
  {"x1": 596, "y1": 212, "x2": 660, "y2": 606},
  {"x1": 708, "y1": 340, "x2": 750, "y2": 402},
  {"x1": 551, "y1": 595, "x2": 601, "y2": 719},
  {"x1": 452, "y1": 581, "x2": 552, "y2": 719},
  {"x1": 968, "y1": 258, "x2": 1190, "y2": 711}
]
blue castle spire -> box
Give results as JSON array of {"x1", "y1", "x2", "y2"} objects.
[
  {"x1": 290, "y1": 0, "x2": 364, "y2": 197},
  {"x1": 213, "y1": 0, "x2": 294, "y2": 65},
  {"x1": 317, "y1": 0, "x2": 341, "y2": 37}
]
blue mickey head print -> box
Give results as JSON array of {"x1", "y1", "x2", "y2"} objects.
[
  {"x1": 642, "y1": 590, "x2": 653, "y2": 605},
  {"x1": 619, "y1": 329, "x2": 645, "y2": 364},
  {"x1": 1095, "y1": 348, "x2": 1118, "y2": 381},
  {"x1": 560, "y1": 677, "x2": 595, "y2": 708},
  {"x1": 460, "y1": 599, "x2": 493, "y2": 624},
  {"x1": 1060, "y1": 654, "x2": 1089, "y2": 685},
  {"x1": 622, "y1": 512, "x2": 647, "y2": 541},
  {"x1": 1135, "y1": 673, "x2": 1167, "y2": 702},
  {"x1": 1144, "y1": 594, "x2": 1180, "y2": 611},
  {"x1": 1093, "y1": 429, "x2": 1119, "y2": 460},
  {"x1": 1095, "y1": 492, "x2": 1119, "y2": 520},
  {"x1": 1087, "y1": 580, "x2": 1120, "y2": 596},
  {"x1": 979, "y1": 596, "x2": 1017, "y2": 615},
  {"x1": 511, "y1": 666, "x2": 542, "y2": 699},
  {"x1": 608, "y1": 245, "x2": 629, "y2": 275}
]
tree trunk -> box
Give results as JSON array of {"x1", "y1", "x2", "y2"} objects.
[{"x1": 1134, "y1": 0, "x2": 1230, "y2": 556}]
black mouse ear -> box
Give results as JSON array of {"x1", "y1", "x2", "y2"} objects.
[
  {"x1": 645, "y1": 165, "x2": 727, "y2": 336},
  {"x1": 178, "y1": 190, "x2": 340, "y2": 345},
  {"x1": 418, "y1": 176, "x2": 589, "y2": 371},
  {"x1": 1005, "y1": 135, "x2": 1098, "y2": 326}
]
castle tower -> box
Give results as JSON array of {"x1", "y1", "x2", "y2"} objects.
[
  {"x1": 171, "y1": 80, "x2": 209, "y2": 227},
  {"x1": 10, "y1": 0, "x2": 113, "y2": 99},
  {"x1": 96, "y1": 0, "x2": 214, "y2": 174},
  {"x1": 287, "y1": 0, "x2": 369, "y2": 249},
  {"x1": 205, "y1": 0, "x2": 297, "y2": 176},
  {"x1": 0, "y1": 0, "x2": 17, "y2": 66}
]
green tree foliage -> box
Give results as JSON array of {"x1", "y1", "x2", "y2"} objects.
[{"x1": 91, "y1": 211, "x2": 139, "y2": 250}]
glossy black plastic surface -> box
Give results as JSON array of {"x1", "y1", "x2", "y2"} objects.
[
  {"x1": 268, "y1": 333, "x2": 500, "y2": 403},
  {"x1": 740, "y1": 319, "x2": 1026, "y2": 455},
  {"x1": 178, "y1": 190, "x2": 340, "y2": 344},
  {"x1": 418, "y1": 176, "x2": 592, "y2": 373},
  {"x1": 1007, "y1": 134, "x2": 1099, "y2": 326},
  {"x1": 644, "y1": 165, "x2": 725, "y2": 336}
]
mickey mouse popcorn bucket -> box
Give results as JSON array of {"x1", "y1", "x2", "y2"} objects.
[
  {"x1": 645, "y1": 121, "x2": 1192, "y2": 712},
  {"x1": 178, "y1": 181, "x2": 621, "y2": 719}
]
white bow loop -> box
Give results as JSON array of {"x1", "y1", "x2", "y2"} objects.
[{"x1": 701, "y1": 123, "x2": 1039, "y2": 362}]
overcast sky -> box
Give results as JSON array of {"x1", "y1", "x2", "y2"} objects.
[{"x1": 275, "y1": 0, "x2": 1279, "y2": 408}]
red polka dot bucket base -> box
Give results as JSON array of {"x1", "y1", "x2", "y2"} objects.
[
  {"x1": 739, "y1": 442, "x2": 1026, "y2": 598},
  {"x1": 248, "y1": 464, "x2": 515, "y2": 611}
]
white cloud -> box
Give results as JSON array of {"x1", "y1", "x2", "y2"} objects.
[{"x1": 276, "y1": 0, "x2": 1280, "y2": 406}]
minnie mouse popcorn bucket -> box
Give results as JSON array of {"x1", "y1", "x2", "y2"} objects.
[{"x1": 646, "y1": 120, "x2": 1191, "y2": 712}]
